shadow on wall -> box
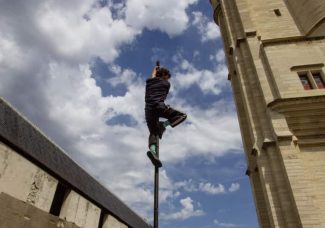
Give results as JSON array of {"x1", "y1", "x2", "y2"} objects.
[{"x1": 285, "y1": 0, "x2": 325, "y2": 37}]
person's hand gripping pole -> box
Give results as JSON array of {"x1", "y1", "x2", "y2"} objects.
[{"x1": 151, "y1": 61, "x2": 160, "y2": 78}]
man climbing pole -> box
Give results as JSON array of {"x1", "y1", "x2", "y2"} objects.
[{"x1": 145, "y1": 62, "x2": 187, "y2": 167}]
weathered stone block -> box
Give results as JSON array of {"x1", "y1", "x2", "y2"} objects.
[{"x1": 0, "y1": 192, "x2": 80, "y2": 228}]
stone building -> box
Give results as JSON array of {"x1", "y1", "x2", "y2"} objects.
[
  {"x1": 210, "y1": 0, "x2": 325, "y2": 227},
  {"x1": 0, "y1": 98, "x2": 150, "y2": 228}
]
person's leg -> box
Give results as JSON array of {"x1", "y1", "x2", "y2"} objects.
[
  {"x1": 155, "y1": 105, "x2": 186, "y2": 139},
  {"x1": 145, "y1": 108, "x2": 162, "y2": 167},
  {"x1": 156, "y1": 120, "x2": 171, "y2": 139},
  {"x1": 145, "y1": 109, "x2": 159, "y2": 152},
  {"x1": 159, "y1": 105, "x2": 187, "y2": 128}
]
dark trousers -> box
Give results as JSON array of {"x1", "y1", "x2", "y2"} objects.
[{"x1": 145, "y1": 103, "x2": 187, "y2": 148}]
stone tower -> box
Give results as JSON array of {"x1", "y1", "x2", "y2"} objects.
[{"x1": 210, "y1": 0, "x2": 325, "y2": 227}]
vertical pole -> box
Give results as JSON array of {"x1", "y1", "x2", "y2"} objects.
[{"x1": 154, "y1": 136, "x2": 159, "y2": 228}]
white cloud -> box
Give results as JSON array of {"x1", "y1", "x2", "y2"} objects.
[
  {"x1": 214, "y1": 219, "x2": 245, "y2": 228},
  {"x1": 107, "y1": 64, "x2": 138, "y2": 87},
  {"x1": 174, "y1": 179, "x2": 198, "y2": 192},
  {"x1": 228, "y1": 183, "x2": 240, "y2": 192},
  {"x1": 36, "y1": 2, "x2": 137, "y2": 63},
  {"x1": 125, "y1": 0, "x2": 198, "y2": 36},
  {"x1": 174, "y1": 180, "x2": 240, "y2": 195},
  {"x1": 160, "y1": 103, "x2": 241, "y2": 163},
  {"x1": 173, "y1": 59, "x2": 228, "y2": 95},
  {"x1": 192, "y1": 11, "x2": 220, "y2": 42},
  {"x1": 161, "y1": 197, "x2": 204, "y2": 220},
  {"x1": 199, "y1": 183, "x2": 226, "y2": 195},
  {"x1": 193, "y1": 50, "x2": 200, "y2": 58},
  {"x1": 205, "y1": 22, "x2": 221, "y2": 41},
  {"x1": 216, "y1": 49, "x2": 226, "y2": 62},
  {"x1": 210, "y1": 49, "x2": 226, "y2": 63}
]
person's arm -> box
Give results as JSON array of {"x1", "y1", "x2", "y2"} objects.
[{"x1": 151, "y1": 66, "x2": 159, "y2": 78}]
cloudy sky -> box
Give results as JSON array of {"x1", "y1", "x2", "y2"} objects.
[{"x1": 0, "y1": 0, "x2": 258, "y2": 227}]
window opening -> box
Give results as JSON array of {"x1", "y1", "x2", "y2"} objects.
[
  {"x1": 312, "y1": 72, "x2": 325, "y2": 89},
  {"x1": 299, "y1": 74, "x2": 312, "y2": 90}
]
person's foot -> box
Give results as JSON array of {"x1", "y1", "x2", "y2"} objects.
[
  {"x1": 158, "y1": 122, "x2": 166, "y2": 139},
  {"x1": 147, "y1": 151, "x2": 162, "y2": 168}
]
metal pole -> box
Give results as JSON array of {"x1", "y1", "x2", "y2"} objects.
[{"x1": 154, "y1": 136, "x2": 159, "y2": 228}]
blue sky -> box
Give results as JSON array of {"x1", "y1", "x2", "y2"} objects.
[{"x1": 0, "y1": 0, "x2": 258, "y2": 227}]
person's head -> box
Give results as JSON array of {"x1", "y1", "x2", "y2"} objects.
[{"x1": 156, "y1": 67, "x2": 171, "y2": 80}]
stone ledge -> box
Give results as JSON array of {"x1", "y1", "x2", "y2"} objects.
[{"x1": 267, "y1": 95, "x2": 325, "y2": 110}]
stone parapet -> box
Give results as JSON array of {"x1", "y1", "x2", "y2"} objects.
[{"x1": 0, "y1": 97, "x2": 150, "y2": 228}]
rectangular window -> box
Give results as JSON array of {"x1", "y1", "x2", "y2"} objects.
[
  {"x1": 299, "y1": 74, "x2": 312, "y2": 90},
  {"x1": 294, "y1": 66, "x2": 325, "y2": 90},
  {"x1": 312, "y1": 73, "x2": 325, "y2": 89}
]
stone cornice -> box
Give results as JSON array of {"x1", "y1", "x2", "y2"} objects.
[
  {"x1": 261, "y1": 35, "x2": 325, "y2": 47},
  {"x1": 267, "y1": 95, "x2": 325, "y2": 111}
]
